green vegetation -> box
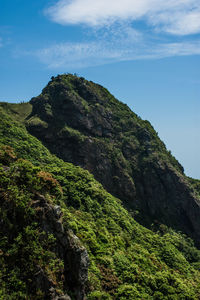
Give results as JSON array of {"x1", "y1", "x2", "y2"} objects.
[
  {"x1": 1, "y1": 95, "x2": 200, "y2": 299},
  {"x1": 0, "y1": 147, "x2": 64, "y2": 299},
  {"x1": 26, "y1": 74, "x2": 196, "y2": 240},
  {"x1": 187, "y1": 177, "x2": 200, "y2": 199},
  {"x1": 40, "y1": 74, "x2": 184, "y2": 173}
]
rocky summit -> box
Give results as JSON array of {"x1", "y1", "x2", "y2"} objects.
[
  {"x1": 1, "y1": 74, "x2": 200, "y2": 299},
  {"x1": 28, "y1": 74, "x2": 200, "y2": 246}
]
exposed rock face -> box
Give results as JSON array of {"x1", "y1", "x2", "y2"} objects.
[
  {"x1": 0, "y1": 156, "x2": 89, "y2": 300},
  {"x1": 27, "y1": 74, "x2": 200, "y2": 246},
  {"x1": 32, "y1": 193, "x2": 89, "y2": 300}
]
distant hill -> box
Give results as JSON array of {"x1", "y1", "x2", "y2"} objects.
[{"x1": 1, "y1": 74, "x2": 200, "y2": 299}]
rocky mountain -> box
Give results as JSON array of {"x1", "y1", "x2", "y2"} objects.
[
  {"x1": 27, "y1": 74, "x2": 200, "y2": 246},
  {"x1": 1, "y1": 74, "x2": 200, "y2": 299}
]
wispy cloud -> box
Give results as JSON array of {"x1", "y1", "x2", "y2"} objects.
[
  {"x1": 149, "y1": 8, "x2": 200, "y2": 35},
  {"x1": 35, "y1": 22, "x2": 146, "y2": 68},
  {"x1": 36, "y1": 42, "x2": 122, "y2": 68},
  {"x1": 36, "y1": 37, "x2": 200, "y2": 69},
  {"x1": 29, "y1": 0, "x2": 200, "y2": 69},
  {"x1": 46, "y1": 0, "x2": 200, "y2": 36},
  {"x1": 0, "y1": 37, "x2": 3, "y2": 48}
]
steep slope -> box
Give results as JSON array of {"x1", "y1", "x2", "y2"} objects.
[
  {"x1": 1, "y1": 100, "x2": 200, "y2": 299},
  {"x1": 24, "y1": 74, "x2": 200, "y2": 246}
]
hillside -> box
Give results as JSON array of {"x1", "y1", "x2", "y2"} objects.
[
  {"x1": 25, "y1": 74, "x2": 200, "y2": 245},
  {"x1": 1, "y1": 75, "x2": 200, "y2": 299}
]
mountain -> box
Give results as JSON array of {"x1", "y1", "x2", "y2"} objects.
[
  {"x1": 1, "y1": 74, "x2": 200, "y2": 299},
  {"x1": 27, "y1": 74, "x2": 200, "y2": 245}
]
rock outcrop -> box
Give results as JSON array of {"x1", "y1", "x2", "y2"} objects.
[
  {"x1": 0, "y1": 155, "x2": 89, "y2": 300},
  {"x1": 31, "y1": 193, "x2": 90, "y2": 300},
  {"x1": 1, "y1": 95, "x2": 200, "y2": 299},
  {"x1": 27, "y1": 74, "x2": 200, "y2": 246}
]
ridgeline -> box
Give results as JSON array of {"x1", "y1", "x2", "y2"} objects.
[{"x1": 1, "y1": 74, "x2": 200, "y2": 299}]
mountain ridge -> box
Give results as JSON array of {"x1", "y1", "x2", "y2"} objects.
[
  {"x1": 25, "y1": 73, "x2": 200, "y2": 246},
  {"x1": 1, "y1": 74, "x2": 200, "y2": 299}
]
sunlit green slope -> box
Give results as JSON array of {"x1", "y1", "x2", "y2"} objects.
[{"x1": 1, "y1": 99, "x2": 200, "y2": 299}]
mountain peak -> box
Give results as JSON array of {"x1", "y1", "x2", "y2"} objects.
[
  {"x1": 27, "y1": 74, "x2": 200, "y2": 246},
  {"x1": 1, "y1": 74, "x2": 200, "y2": 298}
]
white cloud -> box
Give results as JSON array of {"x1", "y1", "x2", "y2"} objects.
[
  {"x1": 36, "y1": 22, "x2": 145, "y2": 68},
  {"x1": 36, "y1": 37, "x2": 200, "y2": 69},
  {"x1": 32, "y1": 0, "x2": 200, "y2": 69},
  {"x1": 36, "y1": 42, "x2": 123, "y2": 68},
  {"x1": 150, "y1": 9, "x2": 200, "y2": 35},
  {"x1": 149, "y1": 41, "x2": 200, "y2": 57},
  {"x1": 46, "y1": 0, "x2": 200, "y2": 35}
]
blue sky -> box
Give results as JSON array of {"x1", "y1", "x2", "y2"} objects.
[{"x1": 0, "y1": 0, "x2": 200, "y2": 179}]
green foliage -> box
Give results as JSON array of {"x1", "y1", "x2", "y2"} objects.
[
  {"x1": 0, "y1": 153, "x2": 64, "y2": 298},
  {"x1": 88, "y1": 290, "x2": 112, "y2": 300},
  {"x1": 187, "y1": 177, "x2": 200, "y2": 199},
  {"x1": 1, "y1": 90, "x2": 200, "y2": 299},
  {"x1": 27, "y1": 116, "x2": 48, "y2": 128},
  {"x1": 29, "y1": 74, "x2": 184, "y2": 177}
]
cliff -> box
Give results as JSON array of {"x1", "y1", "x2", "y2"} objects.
[
  {"x1": 1, "y1": 75, "x2": 200, "y2": 299},
  {"x1": 27, "y1": 74, "x2": 200, "y2": 246}
]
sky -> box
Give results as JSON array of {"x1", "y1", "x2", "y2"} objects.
[{"x1": 0, "y1": 0, "x2": 200, "y2": 179}]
